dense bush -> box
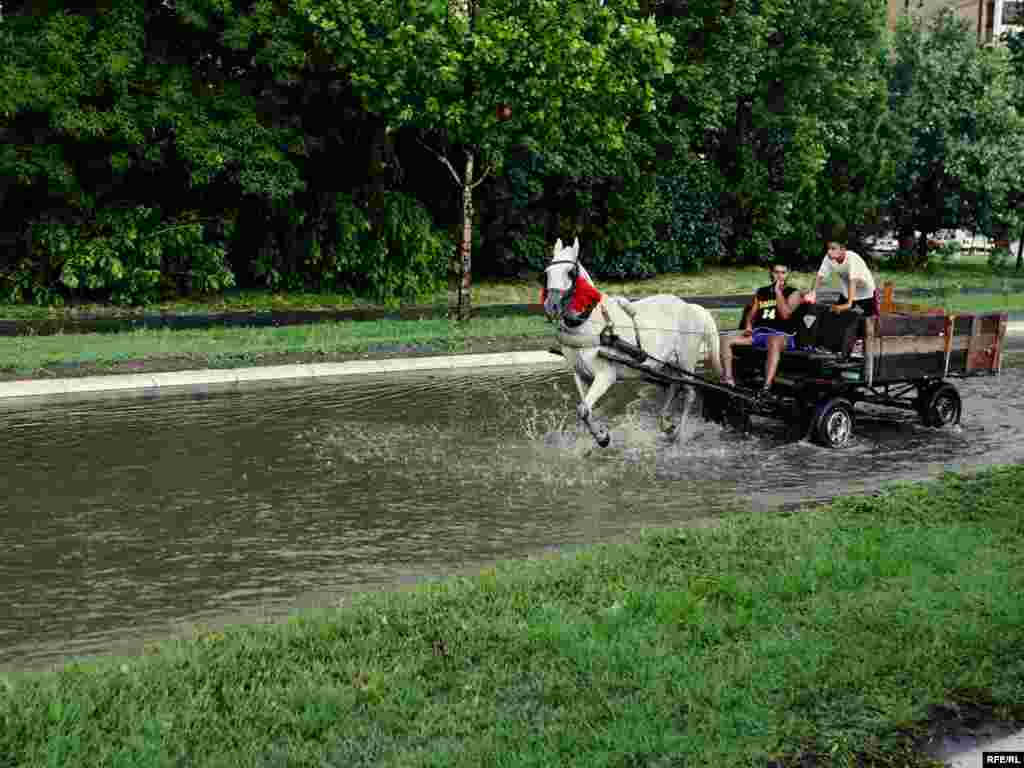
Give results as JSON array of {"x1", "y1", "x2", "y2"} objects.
[
  {"x1": 2, "y1": 0, "x2": 1021, "y2": 308},
  {"x1": 2, "y1": 208, "x2": 234, "y2": 305},
  {"x1": 331, "y1": 192, "x2": 448, "y2": 306}
]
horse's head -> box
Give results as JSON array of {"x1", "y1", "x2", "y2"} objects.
[{"x1": 541, "y1": 238, "x2": 603, "y2": 327}]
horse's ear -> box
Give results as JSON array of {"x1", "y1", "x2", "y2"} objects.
[
  {"x1": 554, "y1": 238, "x2": 563, "y2": 255},
  {"x1": 572, "y1": 237, "x2": 580, "y2": 261}
]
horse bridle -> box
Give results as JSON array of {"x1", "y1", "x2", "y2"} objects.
[{"x1": 540, "y1": 259, "x2": 589, "y2": 326}]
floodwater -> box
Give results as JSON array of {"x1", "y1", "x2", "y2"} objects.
[{"x1": 2, "y1": 363, "x2": 1024, "y2": 671}]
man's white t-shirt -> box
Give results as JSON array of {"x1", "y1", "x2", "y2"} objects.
[{"x1": 817, "y1": 250, "x2": 876, "y2": 301}]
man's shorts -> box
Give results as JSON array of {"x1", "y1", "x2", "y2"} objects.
[
  {"x1": 751, "y1": 327, "x2": 796, "y2": 351},
  {"x1": 835, "y1": 294, "x2": 879, "y2": 316}
]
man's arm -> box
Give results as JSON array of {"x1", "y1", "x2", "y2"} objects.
[
  {"x1": 775, "y1": 285, "x2": 801, "y2": 320},
  {"x1": 831, "y1": 278, "x2": 859, "y2": 314},
  {"x1": 804, "y1": 271, "x2": 825, "y2": 305},
  {"x1": 776, "y1": 287, "x2": 802, "y2": 320},
  {"x1": 742, "y1": 292, "x2": 759, "y2": 333}
]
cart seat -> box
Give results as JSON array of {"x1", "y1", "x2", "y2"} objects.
[{"x1": 791, "y1": 304, "x2": 864, "y2": 357}]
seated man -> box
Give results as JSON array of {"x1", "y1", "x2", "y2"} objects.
[
  {"x1": 804, "y1": 240, "x2": 878, "y2": 316},
  {"x1": 721, "y1": 263, "x2": 807, "y2": 391}
]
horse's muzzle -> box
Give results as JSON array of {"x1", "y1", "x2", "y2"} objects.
[{"x1": 543, "y1": 290, "x2": 566, "y2": 322}]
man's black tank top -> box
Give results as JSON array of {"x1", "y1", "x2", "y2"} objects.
[{"x1": 752, "y1": 285, "x2": 797, "y2": 332}]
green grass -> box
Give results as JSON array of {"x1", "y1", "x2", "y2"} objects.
[
  {"x1": 0, "y1": 315, "x2": 561, "y2": 374},
  {"x1": 0, "y1": 310, "x2": 743, "y2": 375},
  {"x1": 3, "y1": 259, "x2": 1024, "y2": 320},
  {"x1": 3, "y1": 291, "x2": 1020, "y2": 378},
  {"x1": 1, "y1": 256, "x2": 1022, "y2": 378},
  {"x1": 2, "y1": 466, "x2": 1023, "y2": 767}
]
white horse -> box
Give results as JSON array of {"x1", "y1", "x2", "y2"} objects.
[{"x1": 542, "y1": 238, "x2": 723, "y2": 447}]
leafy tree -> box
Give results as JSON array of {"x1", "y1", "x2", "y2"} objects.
[
  {"x1": 297, "y1": 0, "x2": 674, "y2": 318},
  {"x1": 646, "y1": 0, "x2": 888, "y2": 264},
  {"x1": 1003, "y1": 28, "x2": 1024, "y2": 270},
  {"x1": 0, "y1": 0, "x2": 306, "y2": 302},
  {"x1": 886, "y1": 10, "x2": 1024, "y2": 267}
]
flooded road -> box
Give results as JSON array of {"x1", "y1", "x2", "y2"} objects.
[{"x1": 2, "y1": 363, "x2": 1024, "y2": 671}]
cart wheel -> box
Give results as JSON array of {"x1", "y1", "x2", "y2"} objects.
[
  {"x1": 920, "y1": 383, "x2": 961, "y2": 428},
  {"x1": 812, "y1": 397, "x2": 854, "y2": 448}
]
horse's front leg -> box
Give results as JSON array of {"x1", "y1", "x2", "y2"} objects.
[
  {"x1": 575, "y1": 367, "x2": 616, "y2": 448},
  {"x1": 659, "y1": 380, "x2": 681, "y2": 436}
]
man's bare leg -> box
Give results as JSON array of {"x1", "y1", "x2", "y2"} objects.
[
  {"x1": 721, "y1": 334, "x2": 753, "y2": 384},
  {"x1": 764, "y1": 335, "x2": 787, "y2": 389}
]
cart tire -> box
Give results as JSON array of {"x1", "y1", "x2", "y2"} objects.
[
  {"x1": 812, "y1": 397, "x2": 855, "y2": 448},
  {"x1": 920, "y1": 383, "x2": 961, "y2": 428}
]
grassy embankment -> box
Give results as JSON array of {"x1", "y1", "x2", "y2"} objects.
[
  {"x1": 1, "y1": 466, "x2": 1022, "y2": 766},
  {"x1": 2, "y1": 259, "x2": 1023, "y2": 377}
]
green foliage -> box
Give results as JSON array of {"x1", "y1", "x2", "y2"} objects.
[
  {"x1": 587, "y1": 176, "x2": 659, "y2": 278},
  {"x1": 988, "y1": 247, "x2": 1015, "y2": 274},
  {"x1": 0, "y1": 260, "x2": 63, "y2": 307},
  {"x1": 332, "y1": 192, "x2": 448, "y2": 305},
  {"x1": 508, "y1": 219, "x2": 550, "y2": 274},
  {"x1": 3, "y1": 0, "x2": 1022, "y2": 302},
  {"x1": 298, "y1": 0, "x2": 674, "y2": 172},
  {"x1": 21, "y1": 208, "x2": 235, "y2": 305},
  {"x1": 586, "y1": 164, "x2": 721, "y2": 278},
  {"x1": 886, "y1": 11, "x2": 1024, "y2": 242},
  {"x1": 661, "y1": 0, "x2": 889, "y2": 264},
  {"x1": 648, "y1": 166, "x2": 723, "y2": 272}
]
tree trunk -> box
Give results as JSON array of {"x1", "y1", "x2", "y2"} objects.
[
  {"x1": 1016, "y1": 224, "x2": 1023, "y2": 271},
  {"x1": 450, "y1": 149, "x2": 474, "y2": 321},
  {"x1": 917, "y1": 231, "x2": 929, "y2": 267}
]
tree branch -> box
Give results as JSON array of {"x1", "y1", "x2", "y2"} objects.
[
  {"x1": 468, "y1": 162, "x2": 495, "y2": 190},
  {"x1": 417, "y1": 137, "x2": 463, "y2": 187}
]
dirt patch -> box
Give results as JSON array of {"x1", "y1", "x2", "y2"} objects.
[{"x1": 0, "y1": 336, "x2": 559, "y2": 383}]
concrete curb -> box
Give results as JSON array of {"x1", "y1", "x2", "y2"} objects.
[
  {"x1": 1, "y1": 322, "x2": 1022, "y2": 403},
  {"x1": 0, "y1": 351, "x2": 565, "y2": 401}
]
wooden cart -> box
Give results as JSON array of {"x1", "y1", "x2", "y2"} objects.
[{"x1": 715, "y1": 288, "x2": 1007, "y2": 447}]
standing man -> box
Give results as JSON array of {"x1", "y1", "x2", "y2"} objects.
[
  {"x1": 805, "y1": 241, "x2": 877, "y2": 316},
  {"x1": 721, "y1": 262, "x2": 805, "y2": 392}
]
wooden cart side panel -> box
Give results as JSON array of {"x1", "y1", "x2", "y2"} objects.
[
  {"x1": 965, "y1": 312, "x2": 1008, "y2": 373},
  {"x1": 864, "y1": 316, "x2": 876, "y2": 386},
  {"x1": 995, "y1": 315, "x2": 1007, "y2": 373},
  {"x1": 943, "y1": 315, "x2": 955, "y2": 378},
  {"x1": 877, "y1": 314, "x2": 949, "y2": 337},
  {"x1": 872, "y1": 313, "x2": 965, "y2": 382},
  {"x1": 875, "y1": 336, "x2": 957, "y2": 354}
]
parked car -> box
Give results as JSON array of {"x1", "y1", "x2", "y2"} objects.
[
  {"x1": 929, "y1": 229, "x2": 992, "y2": 252},
  {"x1": 864, "y1": 234, "x2": 898, "y2": 253}
]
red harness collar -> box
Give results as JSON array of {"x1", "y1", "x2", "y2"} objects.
[{"x1": 569, "y1": 276, "x2": 603, "y2": 316}]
